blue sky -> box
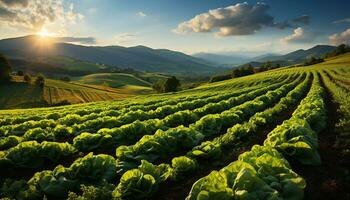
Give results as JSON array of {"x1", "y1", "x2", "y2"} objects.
[{"x1": 0, "y1": 0, "x2": 350, "y2": 55}]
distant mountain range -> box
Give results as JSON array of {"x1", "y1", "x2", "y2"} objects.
[
  {"x1": 193, "y1": 45, "x2": 337, "y2": 67},
  {"x1": 0, "y1": 35, "x2": 224, "y2": 75},
  {"x1": 255, "y1": 45, "x2": 336, "y2": 62},
  {"x1": 192, "y1": 52, "x2": 251, "y2": 66}
]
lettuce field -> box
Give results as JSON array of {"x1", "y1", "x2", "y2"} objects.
[{"x1": 0, "y1": 54, "x2": 349, "y2": 200}]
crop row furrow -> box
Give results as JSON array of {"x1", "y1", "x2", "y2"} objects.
[
  {"x1": 114, "y1": 74, "x2": 305, "y2": 171},
  {"x1": 71, "y1": 74, "x2": 300, "y2": 153},
  {"x1": 0, "y1": 74, "x2": 297, "y2": 151},
  {"x1": 111, "y1": 72, "x2": 312, "y2": 199},
  {"x1": 184, "y1": 71, "x2": 327, "y2": 199}
]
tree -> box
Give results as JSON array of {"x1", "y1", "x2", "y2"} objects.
[
  {"x1": 17, "y1": 71, "x2": 24, "y2": 76},
  {"x1": 152, "y1": 76, "x2": 181, "y2": 93},
  {"x1": 303, "y1": 56, "x2": 324, "y2": 66},
  {"x1": 0, "y1": 54, "x2": 12, "y2": 82},
  {"x1": 35, "y1": 73, "x2": 45, "y2": 88},
  {"x1": 24, "y1": 73, "x2": 32, "y2": 83},
  {"x1": 209, "y1": 74, "x2": 231, "y2": 83},
  {"x1": 232, "y1": 65, "x2": 254, "y2": 78}
]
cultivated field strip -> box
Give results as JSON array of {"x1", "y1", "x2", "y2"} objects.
[
  {"x1": 0, "y1": 74, "x2": 295, "y2": 144},
  {"x1": 114, "y1": 74, "x2": 305, "y2": 171},
  {"x1": 0, "y1": 73, "x2": 305, "y2": 199},
  {"x1": 324, "y1": 70, "x2": 350, "y2": 91},
  {"x1": 112, "y1": 73, "x2": 312, "y2": 199},
  {"x1": 0, "y1": 74, "x2": 300, "y2": 168},
  {"x1": 3, "y1": 73, "x2": 289, "y2": 123},
  {"x1": 0, "y1": 75, "x2": 280, "y2": 127},
  {"x1": 320, "y1": 71, "x2": 350, "y2": 134},
  {"x1": 185, "y1": 72, "x2": 327, "y2": 199}
]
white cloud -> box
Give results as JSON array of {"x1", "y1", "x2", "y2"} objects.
[
  {"x1": 329, "y1": 28, "x2": 350, "y2": 45},
  {"x1": 280, "y1": 27, "x2": 316, "y2": 44},
  {"x1": 0, "y1": 0, "x2": 84, "y2": 34},
  {"x1": 137, "y1": 11, "x2": 146, "y2": 17},
  {"x1": 174, "y1": 2, "x2": 290, "y2": 37}
]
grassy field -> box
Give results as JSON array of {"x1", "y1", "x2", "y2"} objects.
[
  {"x1": 0, "y1": 53, "x2": 349, "y2": 199},
  {"x1": 73, "y1": 73, "x2": 153, "y2": 88},
  {"x1": 0, "y1": 76, "x2": 153, "y2": 109}
]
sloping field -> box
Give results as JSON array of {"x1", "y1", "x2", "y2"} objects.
[
  {"x1": 0, "y1": 53, "x2": 349, "y2": 199},
  {"x1": 74, "y1": 73, "x2": 153, "y2": 88},
  {"x1": 0, "y1": 77, "x2": 151, "y2": 109}
]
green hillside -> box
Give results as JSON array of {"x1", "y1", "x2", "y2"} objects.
[
  {"x1": 0, "y1": 76, "x2": 153, "y2": 109},
  {"x1": 42, "y1": 56, "x2": 109, "y2": 71},
  {"x1": 0, "y1": 53, "x2": 349, "y2": 199},
  {"x1": 73, "y1": 73, "x2": 153, "y2": 88}
]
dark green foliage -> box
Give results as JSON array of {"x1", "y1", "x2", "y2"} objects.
[
  {"x1": 209, "y1": 74, "x2": 231, "y2": 83},
  {"x1": 35, "y1": 73, "x2": 45, "y2": 88},
  {"x1": 231, "y1": 65, "x2": 254, "y2": 78},
  {"x1": 17, "y1": 71, "x2": 24, "y2": 76},
  {"x1": 67, "y1": 184, "x2": 114, "y2": 200},
  {"x1": 323, "y1": 44, "x2": 350, "y2": 58},
  {"x1": 255, "y1": 61, "x2": 280, "y2": 73},
  {"x1": 24, "y1": 73, "x2": 32, "y2": 83},
  {"x1": 0, "y1": 54, "x2": 12, "y2": 82},
  {"x1": 152, "y1": 76, "x2": 180, "y2": 93},
  {"x1": 303, "y1": 56, "x2": 324, "y2": 66}
]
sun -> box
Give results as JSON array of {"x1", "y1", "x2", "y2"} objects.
[{"x1": 37, "y1": 28, "x2": 54, "y2": 37}]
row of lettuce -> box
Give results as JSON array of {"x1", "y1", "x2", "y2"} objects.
[
  {"x1": 0, "y1": 75, "x2": 295, "y2": 157},
  {"x1": 0, "y1": 73, "x2": 282, "y2": 127},
  {"x1": 0, "y1": 73, "x2": 306, "y2": 199},
  {"x1": 321, "y1": 70, "x2": 350, "y2": 160},
  {"x1": 0, "y1": 75, "x2": 288, "y2": 140},
  {"x1": 0, "y1": 74, "x2": 301, "y2": 170},
  {"x1": 3, "y1": 68, "x2": 345, "y2": 199},
  {"x1": 186, "y1": 72, "x2": 326, "y2": 199}
]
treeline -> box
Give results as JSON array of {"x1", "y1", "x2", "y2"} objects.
[
  {"x1": 152, "y1": 76, "x2": 181, "y2": 93},
  {"x1": 303, "y1": 44, "x2": 350, "y2": 66},
  {"x1": 0, "y1": 54, "x2": 45, "y2": 87},
  {"x1": 210, "y1": 44, "x2": 350, "y2": 83},
  {"x1": 323, "y1": 44, "x2": 350, "y2": 58},
  {"x1": 210, "y1": 62, "x2": 280, "y2": 83}
]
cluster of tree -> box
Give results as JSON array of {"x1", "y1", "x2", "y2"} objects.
[
  {"x1": 323, "y1": 44, "x2": 350, "y2": 58},
  {"x1": 35, "y1": 73, "x2": 45, "y2": 88},
  {"x1": 303, "y1": 56, "x2": 324, "y2": 66},
  {"x1": 0, "y1": 54, "x2": 12, "y2": 82},
  {"x1": 254, "y1": 62, "x2": 280, "y2": 73},
  {"x1": 0, "y1": 54, "x2": 46, "y2": 88},
  {"x1": 152, "y1": 76, "x2": 181, "y2": 93},
  {"x1": 209, "y1": 74, "x2": 232, "y2": 83},
  {"x1": 110, "y1": 67, "x2": 137, "y2": 74},
  {"x1": 231, "y1": 65, "x2": 255, "y2": 78}
]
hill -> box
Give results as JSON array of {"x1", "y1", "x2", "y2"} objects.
[
  {"x1": 192, "y1": 52, "x2": 250, "y2": 66},
  {"x1": 73, "y1": 73, "x2": 153, "y2": 88},
  {"x1": 0, "y1": 35, "x2": 224, "y2": 75},
  {"x1": 255, "y1": 45, "x2": 336, "y2": 62},
  {"x1": 0, "y1": 76, "x2": 153, "y2": 109}
]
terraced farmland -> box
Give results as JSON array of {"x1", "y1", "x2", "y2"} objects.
[{"x1": 0, "y1": 53, "x2": 349, "y2": 200}]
